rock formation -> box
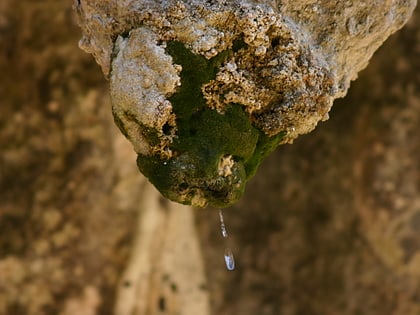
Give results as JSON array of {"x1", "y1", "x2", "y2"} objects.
[{"x1": 75, "y1": 0, "x2": 416, "y2": 207}]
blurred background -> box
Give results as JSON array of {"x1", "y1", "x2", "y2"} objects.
[{"x1": 0, "y1": 1, "x2": 419, "y2": 314}]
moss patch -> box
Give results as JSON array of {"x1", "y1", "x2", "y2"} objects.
[{"x1": 137, "y1": 41, "x2": 284, "y2": 207}]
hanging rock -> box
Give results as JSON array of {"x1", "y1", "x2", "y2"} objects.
[{"x1": 75, "y1": 0, "x2": 416, "y2": 207}]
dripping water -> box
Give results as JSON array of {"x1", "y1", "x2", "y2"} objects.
[{"x1": 218, "y1": 209, "x2": 235, "y2": 271}]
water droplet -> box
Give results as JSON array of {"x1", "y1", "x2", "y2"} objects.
[
  {"x1": 224, "y1": 248, "x2": 235, "y2": 271},
  {"x1": 218, "y1": 209, "x2": 235, "y2": 271},
  {"x1": 219, "y1": 209, "x2": 228, "y2": 238}
]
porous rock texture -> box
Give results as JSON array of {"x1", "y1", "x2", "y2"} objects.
[{"x1": 75, "y1": 0, "x2": 416, "y2": 207}]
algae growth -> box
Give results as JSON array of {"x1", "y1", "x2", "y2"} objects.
[{"x1": 136, "y1": 42, "x2": 285, "y2": 208}]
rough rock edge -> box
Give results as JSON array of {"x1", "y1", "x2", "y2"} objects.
[{"x1": 110, "y1": 28, "x2": 180, "y2": 157}]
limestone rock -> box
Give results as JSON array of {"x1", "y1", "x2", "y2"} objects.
[{"x1": 75, "y1": 0, "x2": 416, "y2": 207}]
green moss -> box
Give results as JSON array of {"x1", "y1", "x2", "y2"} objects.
[
  {"x1": 136, "y1": 41, "x2": 284, "y2": 207},
  {"x1": 244, "y1": 131, "x2": 287, "y2": 179}
]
